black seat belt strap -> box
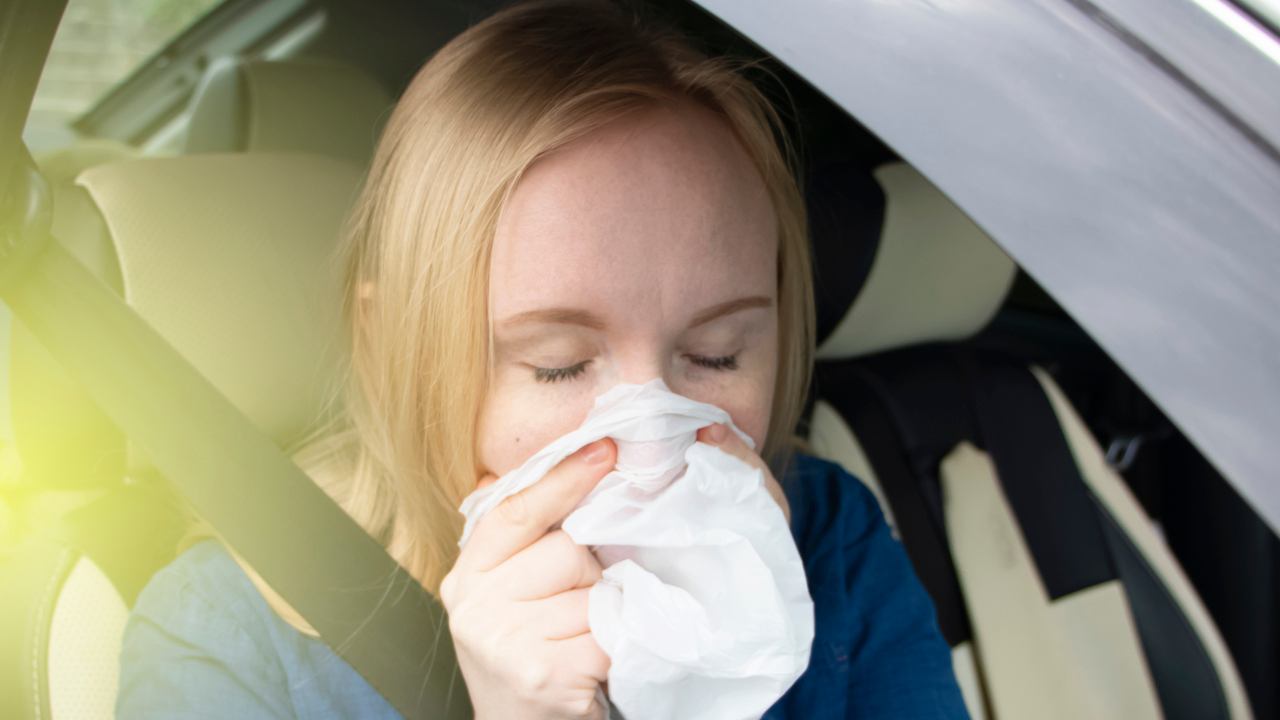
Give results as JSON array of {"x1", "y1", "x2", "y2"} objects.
[
  {"x1": 818, "y1": 361, "x2": 973, "y2": 646},
  {"x1": 955, "y1": 351, "x2": 1115, "y2": 599}
]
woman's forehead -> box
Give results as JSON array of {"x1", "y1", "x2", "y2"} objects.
[{"x1": 490, "y1": 102, "x2": 777, "y2": 323}]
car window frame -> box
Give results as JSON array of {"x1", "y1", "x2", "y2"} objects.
[
  {"x1": 693, "y1": 0, "x2": 1280, "y2": 535},
  {"x1": 70, "y1": 0, "x2": 319, "y2": 150}
]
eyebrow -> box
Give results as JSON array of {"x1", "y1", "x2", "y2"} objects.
[
  {"x1": 688, "y1": 295, "x2": 773, "y2": 329},
  {"x1": 498, "y1": 307, "x2": 608, "y2": 330},
  {"x1": 497, "y1": 295, "x2": 772, "y2": 331}
]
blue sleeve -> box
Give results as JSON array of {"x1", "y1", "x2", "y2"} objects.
[
  {"x1": 115, "y1": 543, "x2": 294, "y2": 719},
  {"x1": 777, "y1": 456, "x2": 970, "y2": 719}
]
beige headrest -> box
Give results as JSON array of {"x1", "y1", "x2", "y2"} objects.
[
  {"x1": 75, "y1": 155, "x2": 360, "y2": 466},
  {"x1": 816, "y1": 163, "x2": 1016, "y2": 360},
  {"x1": 185, "y1": 58, "x2": 392, "y2": 165},
  {"x1": 7, "y1": 155, "x2": 358, "y2": 486}
]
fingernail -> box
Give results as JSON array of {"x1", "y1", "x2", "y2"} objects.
[
  {"x1": 705, "y1": 423, "x2": 728, "y2": 444},
  {"x1": 582, "y1": 440, "x2": 610, "y2": 464}
]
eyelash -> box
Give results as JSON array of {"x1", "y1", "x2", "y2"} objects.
[
  {"x1": 533, "y1": 361, "x2": 589, "y2": 383},
  {"x1": 690, "y1": 353, "x2": 739, "y2": 371},
  {"x1": 531, "y1": 354, "x2": 740, "y2": 384}
]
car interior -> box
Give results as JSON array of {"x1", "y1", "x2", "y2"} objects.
[{"x1": 1, "y1": 0, "x2": 1276, "y2": 718}]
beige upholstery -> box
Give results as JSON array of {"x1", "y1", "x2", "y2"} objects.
[
  {"x1": 1032, "y1": 367, "x2": 1253, "y2": 719},
  {"x1": 942, "y1": 442, "x2": 1161, "y2": 720},
  {"x1": 950, "y1": 642, "x2": 987, "y2": 720},
  {"x1": 816, "y1": 164, "x2": 1016, "y2": 360},
  {"x1": 46, "y1": 558, "x2": 127, "y2": 720},
  {"x1": 75, "y1": 154, "x2": 360, "y2": 456},
  {"x1": 1057, "y1": 582, "x2": 1162, "y2": 718},
  {"x1": 185, "y1": 58, "x2": 392, "y2": 165}
]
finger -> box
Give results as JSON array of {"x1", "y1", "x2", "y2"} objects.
[
  {"x1": 491, "y1": 529, "x2": 602, "y2": 599},
  {"x1": 464, "y1": 439, "x2": 615, "y2": 572},
  {"x1": 552, "y1": 631, "x2": 611, "y2": 682},
  {"x1": 518, "y1": 586, "x2": 593, "y2": 640},
  {"x1": 698, "y1": 423, "x2": 791, "y2": 521},
  {"x1": 697, "y1": 423, "x2": 765, "y2": 471}
]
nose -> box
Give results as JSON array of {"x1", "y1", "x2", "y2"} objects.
[
  {"x1": 601, "y1": 342, "x2": 675, "y2": 392},
  {"x1": 616, "y1": 364, "x2": 669, "y2": 389}
]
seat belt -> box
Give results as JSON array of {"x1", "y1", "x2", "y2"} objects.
[
  {"x1": 818, "y1": 359, "x2": 973, "y2": 647},
  {"x1": 946, "y1": 355, "x2": 1162, "y2": 720},
  {"x1": 0, "y1": 158, "x2": 469, "y2": 719}
]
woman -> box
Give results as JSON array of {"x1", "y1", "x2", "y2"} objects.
[{"x1": 117, "y1": 1, "x2": 967, "y2": 717}]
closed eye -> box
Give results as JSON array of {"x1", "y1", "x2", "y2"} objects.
[
  {"x1": 533, "y1": 360, "x2": 589, "y2": 383},
  {"x1": 688, "y1": 353, "x2": 739, "y2": 371},
  {"x1": 534, "y1": 354, "x2": 737, "y2": 383}
]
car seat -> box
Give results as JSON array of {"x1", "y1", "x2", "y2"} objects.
[
  {"x1": 2, "y1": 51, "x2": 390, "y2": 531},
  {"x1": 0, "y1": 152, "x2": 361, "y2": 720},
  {"x1": 1, "y1": 54, "x2": 391, "y2": 719},
  {"x1": 804, "y1": 161, "x2": 1253, "y2": 719}
]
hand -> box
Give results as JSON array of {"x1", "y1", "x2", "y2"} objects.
[
  {"x1": 441, "y1": 439, "x2": 617, "y2": 720},
  {"x1": 697, "y1": 424, "x2": 791, "y2": 523}
]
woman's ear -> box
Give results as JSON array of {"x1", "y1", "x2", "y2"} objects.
[{"x1": 356, "y1": 280, "x2": 377, "y2": 325}]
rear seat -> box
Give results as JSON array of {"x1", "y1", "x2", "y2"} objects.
[{"x1": 805, "y1": 162, "x2": 1253, "y2": 719}]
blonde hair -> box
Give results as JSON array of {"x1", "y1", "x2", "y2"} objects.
[{"x1": 306, "y1": 0, "x2": 815, "y2": 601}]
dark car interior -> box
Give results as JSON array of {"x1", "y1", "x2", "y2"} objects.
[{"x1": 1, "y1": 0, "x2": 1276, "y2": 718}]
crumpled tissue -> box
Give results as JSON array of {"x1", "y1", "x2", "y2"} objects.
[{"x1": 458, "y1": 379, "x2": 814, "y2": 720}]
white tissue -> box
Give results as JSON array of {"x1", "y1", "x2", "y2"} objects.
[{"x1": 458, "y1": 379, "x2": 814, "y2": 720}]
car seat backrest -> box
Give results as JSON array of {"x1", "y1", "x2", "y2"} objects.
[
  {"x1": 814, "y1": 163, "x2": 1016, "y2": 360},
  {"x1": 76, "y1": 154, "x2": 360, "y2": 460},
  {"x1": 804, "y1": 160, "x2": 1018, "y2": 544},
  {"x1": 0, "y1": 154, "x2": 363, "y2": 720},
  {"x1": 10, "y1": 56, "x2": 388, "y2": 490},
  {"x1": 184, "y1": 57, "x2": 392, "y2": 165},
  {"x1": 804, "y1": 161, "x2": 1253, "y2": 719},
  {"x1": 10, "y1": 156, "x2": 358, "y2": 483}
]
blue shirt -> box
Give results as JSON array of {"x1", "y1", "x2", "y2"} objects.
[{"x1": 117, "y1": 454, "x2": 968, "y2": 718}]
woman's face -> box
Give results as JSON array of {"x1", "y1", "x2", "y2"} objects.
[{"x1": 477, "y1": 100, "x2": 778, "y2": 478}]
